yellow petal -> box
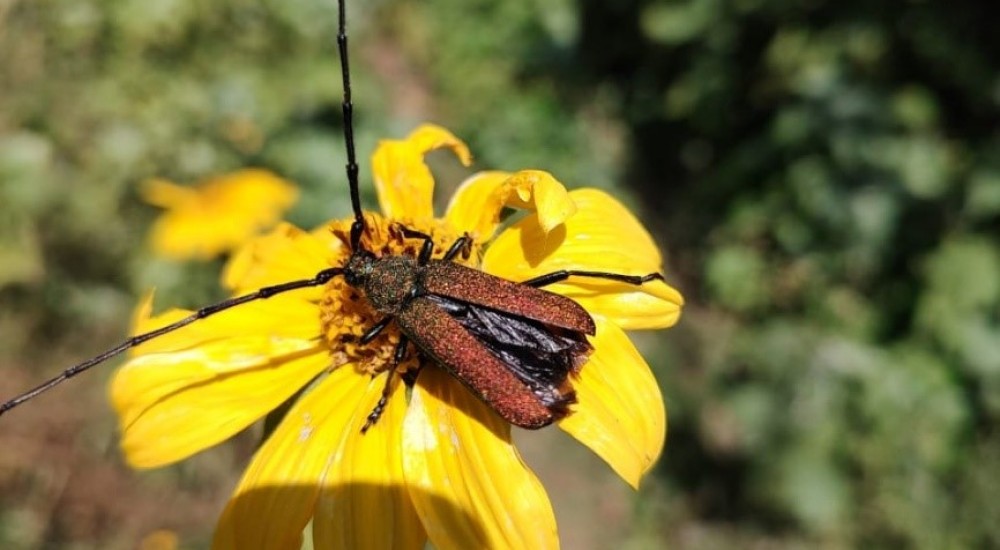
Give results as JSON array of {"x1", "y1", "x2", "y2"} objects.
[
  {"x1": 223, "y1": 222, "x2": 341, "y2": 296},
  {"x1": 313, "y1": 371, "x2": 426, "y2": 550},
  {"x1": 559, "y1": 317, "x2": 666, "y2": 488},
  {"x1": 130, "y1": 290, "x2": 159, "y2": 332},
  {"x1": 211, "y1": 368, "x2": 358, "y2": 550},
  {"x1": 112, "y1": 341, "x2": 327, "y2": 469},
  {"x1": 211, "y1": 366, "x2": 416, "y2": 550},
  {"x1": 371, "y1": 124, "x2": 472, "y2": 220},
  {"x1": 443, "y1": 171, "x2": 510, "y2": 239},
  {"x1": 444, "y1": 170, "x2": 576, "y2": 241},
  {"x1": 402, "y1": 368, "x2": 558, "y2": 550},
  {"x1": 139, "y1": 530, "x2": 179, "y2": 550},
  {"x1": 141, "y1": 178, "x2": 197, "y2": 208},
  {"x1": 482, "y1": 188, "x2": 683, "y2": 330},
  {"x1": 128, "y1": 292, "x2": 321, "y2": 356},
  {"x1": 144, "y1": 169, "x2": 299, "y2": 261},
  {"x1": 112, "y1": 295, "x2": 328, "y2": 468}
]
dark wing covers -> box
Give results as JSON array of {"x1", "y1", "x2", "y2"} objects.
[{"x1": 395, "y1": 262, "x2": 595, "y2": 429}]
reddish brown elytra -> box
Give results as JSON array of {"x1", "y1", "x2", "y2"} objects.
[{"x1": 0, "y1": 0, "x2": 667, "y2": 431}]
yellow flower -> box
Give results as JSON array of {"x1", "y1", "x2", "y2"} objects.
[
  {"x1": 112, "y1": 124, "x2": 684, "y2": 549},
  {"x1": 139, "y1": 530, "x2": 179, "y2": 550},
  {"x1": 142, "y1": 168, "x2": 298, "y2": 260}
]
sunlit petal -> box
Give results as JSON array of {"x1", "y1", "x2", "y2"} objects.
[
  {"x1": 443, "y1": 171, "x2": 510, "y2": 238},
  {"x1": 224, "y1": 222, "x2": 342, "y2": 296},
  {"x1": 558, "y1": 317, "x2": 666, "y2": 488},
  {"x1": 371, "y1": 124, "x2": 472, "y2": 220},
  {"x1": 313, "y1": 371, "x2": 426, "y2": 550},
  {"x1": 402, "y1": 369, "x2": 558, "y2": 550},
  {"x1": 112, "y1": 341, "x2": 327, "y2": 469},
  {"x1": 444, "y1": 170, "x2": 576, "y2": 241},
  {"x1": 483, "y1": 188, "x2": 683, "y2": 329},
  {"x1": 113, "y1": 294, "x2": 327, "y2": 468},
  {"x1": 212, "y1": 366, "x2": 368, "y2": 550},
  {"x1": 128, "y1": 292, "x2": 321, "y2": 356}
]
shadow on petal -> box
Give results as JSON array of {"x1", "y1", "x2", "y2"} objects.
[
  {"x1": 403, "y1": 368, "x2": 560, "y2": 549},
  {"x1": 519, "y1": 224, "x2": 568, "y2": 268},
  {"x1": 214, "y1": 482, "x2": 485, "y2": 550},
  {"x1": 413, "y1": 367, "x2": 508, "y2": 442}
]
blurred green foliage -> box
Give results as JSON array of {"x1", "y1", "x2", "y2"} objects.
[{"x1": 2, "y1": 0, "x2": 999, "y2": 548}]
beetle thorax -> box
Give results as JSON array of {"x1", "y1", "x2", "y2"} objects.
[
  {"x1": 346, "y1": 253, "x2": 420, "y2": 314},
  {"x1": 320, "y1": 213, "x2": 480, "y2": 376}
]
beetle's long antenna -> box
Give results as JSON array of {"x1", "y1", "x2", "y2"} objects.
[
  {"x1": 0, "y1": 268, "x2": 344, "y2": 416},
  {"x1": 338, "y1": 0, "x2": 365, "y2": 251}
]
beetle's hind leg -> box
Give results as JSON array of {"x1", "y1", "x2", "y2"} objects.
[
  {"x1": 442, "y1": 233, "x2": 473, "y2": 262},
  {"x1": 361, "y1": 335, "x2": 409, "y2": 433},
  {"x1": 521, "y1": 269, "x2": 665, "y2": 288}
]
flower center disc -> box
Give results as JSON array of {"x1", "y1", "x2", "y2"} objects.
[{"x1": 319, "y1": 212, "x2": 479, "y2": 376}]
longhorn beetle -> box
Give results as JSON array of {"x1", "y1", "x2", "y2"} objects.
[{"x1": 0, "y1": 0, "x2": 667, "y2": 432}]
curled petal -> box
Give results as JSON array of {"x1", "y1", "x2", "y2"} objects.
[
  {"x1": 559, "y1": 317, "x2": 667, "y2": 488},
  {"x1": 313, "y1": 370, "x2": 426, "y2": 550},
  {"x1": 445, "y1": 170, "x2": 576, "y2": 242},
  {"x1": 444, "y1": 171, "x2": 510, "y2": 239},
  {"x1": 113, "y1": 295, "x2": 327, "y2": 468},
  {"x1": 483, "y1": 188, "x2": 683, "y2": 330},
  {"x1": 402, "y1": 369, "x2": 559, "y2": 550},
  {"x1": 224, "y1": 222, "x2": 341, "y2": 296},
  {"x1": 371, "y1": 124, "x2": 472, "y2": 220},
  {"x1": 212, "y1": 367, "x2": 370, "y2": 550}
]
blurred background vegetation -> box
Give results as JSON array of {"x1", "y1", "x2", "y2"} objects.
[{"x1": 2, "y1": 0, "x2": 999, "y2": 548}]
